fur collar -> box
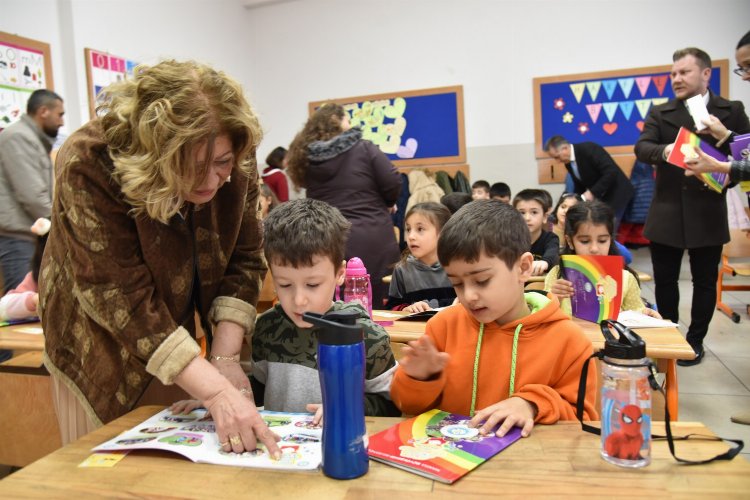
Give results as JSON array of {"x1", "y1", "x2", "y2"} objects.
[{"x1": 307, "y1": 127, "x2": 362, "y2": 162}]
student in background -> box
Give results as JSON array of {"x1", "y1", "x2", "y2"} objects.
[
  {"x1": 252, "y1": 199, "x2": 399, "y2": 420},
  {"x1": 40, "y1": 60, "x2": 279, "y2": 457},
  {"x1": 286, "y1": 103, "x2": 401, "y2": 308},
  {"x1": 513, "y1": 189, "x2": 559, "y2": 276},
  {"x1": 258, "y1": 182, "x2": 279, "y2": 220},
  {"x1": 544, "y1": 201, "x2": 660, "y2": 318},
  {"x1": 471, "y1": 180, "x2": 490, "y2": 200},
  {"x1": 489, "y1": 182, "x2": 511, "y2": 203},
  {"x1": 390, "y1": 200, "x2": 598, "y2": 437},
  {"x1": 551, "y1": 192, "x2": 582, "y2": 249},
  {"x1": 262, "y1": 146, "x2": 289, "y2": 202},
  {"x1": 386, "y1": 202, "x2": 456, "y2": 312},
  {"x1": 440, "y1": 192, "x2": 473, "y2": 214},
  {"x1": 0, "y1": 218, "x2": 49, "y2": 322}
]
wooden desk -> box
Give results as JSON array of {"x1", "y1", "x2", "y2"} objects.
[
  {"x1": 374, "y1": 310, "x2": 692, "y2": 420},
  {"x1": 0, "y1": 321, "x2": 44, "y2": 351},
  {"x1": 1, "y1": 405, "x2": 748, "y2": 497}
]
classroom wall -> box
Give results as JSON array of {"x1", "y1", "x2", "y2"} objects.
[{"x1": 4, "y1": 0, "x2": 750, "y2": 201}]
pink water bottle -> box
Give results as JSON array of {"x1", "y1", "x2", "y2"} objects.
[{"x1": 343, "y1": 257, "x2": 372, "y2": 318}]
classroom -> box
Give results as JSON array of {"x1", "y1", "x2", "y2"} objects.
[{"x1": 1, "y1": 0, "x2": 750, "y2": 496}]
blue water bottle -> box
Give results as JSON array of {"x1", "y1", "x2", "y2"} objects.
[{"x1": 302, "y1": 310, "x2": 368, "y2": 479}]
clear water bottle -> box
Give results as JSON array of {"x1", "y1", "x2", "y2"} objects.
[
  {"x1": 302, "y1": 310, "x2": 368, "y2": 479},
  {"x1": 343, "y1": 257, "x2": 372, "y2": 318},
  {"x1": 599, "y1": 320, "x2": 652, "y2": 468}
]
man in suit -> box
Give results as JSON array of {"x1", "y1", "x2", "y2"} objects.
[
  {"x1": 635, "y1": 47, "x2": 750, "y2": 366},
  {"x1": 544, "y1": 136, "x2": 634, "y2": 229}
]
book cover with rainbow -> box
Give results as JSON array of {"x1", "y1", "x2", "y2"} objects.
[
  {"x1": 367, "y1": 409, "x2": 522, "y2": 484},
  {"x1": 561, "y1": 254, "x2": 623, "y2": 323},
  {"x1": 730, "y1": 133, "x2": 750, "y2": 193},
  {"x1": 666, "y1": 127, "x2": 728, "y2": 193}
]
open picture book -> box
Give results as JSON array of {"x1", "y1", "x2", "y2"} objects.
[
  {"x1": 92, "y1": 408, "x2": 322, "y2": 471},
  {"x1": 367, "y1": 409, "x2": 522, "y2": 484},
  {"x1": 561, "y1": 254, "x2": 623, "y2": 323}
]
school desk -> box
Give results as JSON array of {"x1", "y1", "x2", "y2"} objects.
[
  {"x1": 0, "y1": 405, "x2": 747, "y2": 498},
  {"x1": 373, "y1": 310, "x2": 693, "y2": 420},
  {"x1": 0, "y1": 321, "x2": 44, "y2": 351}
]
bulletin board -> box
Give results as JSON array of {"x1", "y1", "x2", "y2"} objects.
[
  {"x1": 84, "y1": 48, "x2": 139, "y2": 119},
  {"x1": 0, "y1": 31, "x2": 54, "y2": 132},
  {"x1": 309, "y1": 85, "x2": 466, "y2": 166},
  {"x1": 533, "y1": 60, "x2": 729, "y2": 157}
]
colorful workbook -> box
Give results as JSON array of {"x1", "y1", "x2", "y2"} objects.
[
  {"x1": 367, "y1": 409, "x2": 522, "y2": 484},
  {"x1": 730, "y1": 133, "x2": 750, "y2": 193},
  {"x1": 561, "y1": 254, "x2": 623, "y2": 323},
  {"x1": 0, "y1": 316, "x2": 39, "y2": 327},
  {"x1": 666, "y1": 127, "x2": 729, "y2": 193},
  {"x1": 92, "y1": 408, "x2": 322, "y2": 470}
]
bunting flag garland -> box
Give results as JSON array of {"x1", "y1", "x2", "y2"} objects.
[
  {"x1": 635, "y1": 76, "x2": 651, "y2": 97},
  {"x1": 617, "y1": 78, "x2": 635, "y2": 99},
  {"x1": 652, "y1": 97, "x2": 668, "y2": 106},
  {"x1": 586, "y1": 81, "x2": 602, "y2": 101},
  {"x1": 602, "y1": 102, "x2": 619, "y2": 122},
  {"x1": 602, "y1": 79, "x2": 618, "y2": 100},
  {"x1": 618, "y1": 101, "x2": 635, "y2": 120},
  {"x1": 635, "y1": 99, "x2": 652, "y2": 119},
  {"x1": 652, "y1": 75, "x2": 668, "y2": 95},
  {"x1": 586, "y1": 103, "x2": 602, "y2": 123},
  {"x1": 570, "y1": 83, "x2": 586, "y2": 103}
]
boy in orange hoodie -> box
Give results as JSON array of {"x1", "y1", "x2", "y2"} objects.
[{"x1": 390, "y1": 200, "x2": 598, "y2": 439}]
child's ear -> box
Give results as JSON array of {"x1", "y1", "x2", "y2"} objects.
[
  {"x1": 517, "y1": 252, "x2": 534, "y2": 282},
  {"x1": 335, "y1": 262, "x2": 346, "y2": 286}
]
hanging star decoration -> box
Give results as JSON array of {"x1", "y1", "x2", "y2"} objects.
[
  {"x1": 553, "y1": 98, "x2": 565, "y2": 110},
  {"x1": 578, "y1": 122, "x2": 590, "y2": 134},
  {"x1": 562, "y1": 112, "x2": 574, "y2": 123}
]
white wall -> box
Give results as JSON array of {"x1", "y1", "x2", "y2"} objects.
[{"x1": 4, "y1": 0, "x2": 750, "y2": 199}]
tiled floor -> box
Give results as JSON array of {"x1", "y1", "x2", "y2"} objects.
[
  {"x1": 1, "y1": 246, "x2": 748, "y2": 480},
  {"x1": 629, "y1": 246, "x2": 750, "y2": 459}
]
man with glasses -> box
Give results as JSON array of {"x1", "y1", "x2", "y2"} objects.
[{"x1": 635, "y1": 46, "x2": 750, "y2": 367}]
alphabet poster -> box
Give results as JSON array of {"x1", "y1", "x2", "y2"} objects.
[
  {"x1": 85, "y1": 48, "x2": 139, "y2": 118},
  {"x1": 533, "y1": 61, "x2": 728, "y2": 156},
  {"x1": 0, "y1": 32, "x2": 53, "y2": 131}
]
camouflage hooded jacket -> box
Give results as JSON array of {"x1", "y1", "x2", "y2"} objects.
[
  {"x1": 251, "y1": 301, "x2": 400, "y2": 416},
  {"x1": 40, "y1": 121, "x2": 266, "y2": 425}
]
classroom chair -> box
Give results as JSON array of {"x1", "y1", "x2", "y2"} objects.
[{"x1": 716, "y1": 229, "x2": 750, "y2": 323}]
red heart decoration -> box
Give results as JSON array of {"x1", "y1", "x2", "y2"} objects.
[
  {"x1": 603, "y1": 122, "x2": 618, "y2": 135},
  {"x1": 636, "y1": 121, "x2": 644, "y2": 132}
]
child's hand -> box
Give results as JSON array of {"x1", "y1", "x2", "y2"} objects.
[
  {"x1": 642, "y1": 307, "x2": 662, "y2": 319},
  {"x1": 549, "y1": 278, "x2": 574, "y2": 299},
  {"x1": 469, "y1": 397, "x2": 537, "y2": 438},
  {"x1": 400, "y1": 335, "x2": 450, "y2": 381},
  {"x1": 306, "y1": 403, "x2": 324, "y2": 425},
  {"x1": 404, "y1": 301, "x2": 431, "y2": 313},
  {"x1": 531, "y1": 260, "x2": 549, "y2": 276},
  {"x1": 170, "y1": 399, "x2": 206, "y2": 415}
]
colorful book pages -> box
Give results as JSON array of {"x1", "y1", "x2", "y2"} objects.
[
  {"x1": 0, "y1": 316, "x2": 39, "y2": 328},
  {"x1": 561, "y1": 255, "x2": 623, "y2": 323},
  {"x1": 92, "y1": 408, "x2": 322, "y2": 470},
  {"x1": 367, "y1": 409, "x2": 522, "y2": 484},
  {"x1": 667, "y1": 127, "x2": 728, "y2": 193}
]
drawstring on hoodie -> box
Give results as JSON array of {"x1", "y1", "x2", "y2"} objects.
[{"x1": 469, "y1": 322, "x2": 522, "y2": 417}]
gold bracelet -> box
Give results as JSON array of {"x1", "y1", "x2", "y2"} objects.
[{"x1": 209, "y1": 354, "x2": 240, "y2": 363}]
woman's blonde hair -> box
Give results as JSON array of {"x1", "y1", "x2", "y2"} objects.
[
  {"x1": 286, "y1": 103, "x2": 346, "y2": 188},
  {"x1": 98, "y1": 60, "x2": 262, "y2": 223}
]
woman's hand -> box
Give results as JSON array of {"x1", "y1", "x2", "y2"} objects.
[
  {"x1": 684, "y1": 146, "x2": 731, "y2": 176},
  {"x1": 698, "y1": 115, "x2": 729, "y2": 141},
  {"x1": 170, "y1": 399, "x2": 207, "y2": 415},
  {"x1": 205, "y1": 386, "x2": 281, "y2": 457},
  {"x1": 404, "y1": 301, "x2": 431, "y2": 313},
  {"x1": 211, "y1": 358, "x2": 253, "y2": 400},
  {"x1": 550, "y1": 278, "x2": 574, "y2": 299}
]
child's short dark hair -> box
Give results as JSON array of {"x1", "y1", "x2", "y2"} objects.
[
  {"x1": 263, "y1": 198, "x2": 351, "y2": 269},
  {"x1": 489, "y1": 182, "x2": 511, "y2": 199},
  {"x1": 512, "y1": 189, "x2": 551, "y2": 213},
  {"x1": 471, "y1": 180, "x2": 490, "y2": 191},
  {"x1": 438, "y1": 200, "x2": 530, "y2": 269},
  {"x1": 440, "y1": 192, "x2": 473, "y2": 214}
]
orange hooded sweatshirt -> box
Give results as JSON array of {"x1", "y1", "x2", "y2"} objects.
[{"x1": 391, "y1": 292, "x2": 599, "y2": 422}]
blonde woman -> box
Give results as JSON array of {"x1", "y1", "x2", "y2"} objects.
[{"x1": 40, "y1": 60, "x2": 280, "y2": 458}]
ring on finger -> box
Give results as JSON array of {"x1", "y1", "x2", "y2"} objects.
[
  {"x1": 229, "y1": 435, "x2": 242, "y2": 446},
  {"x1": 219, "y1": 441, "x2": 229, "y2": 447}
]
